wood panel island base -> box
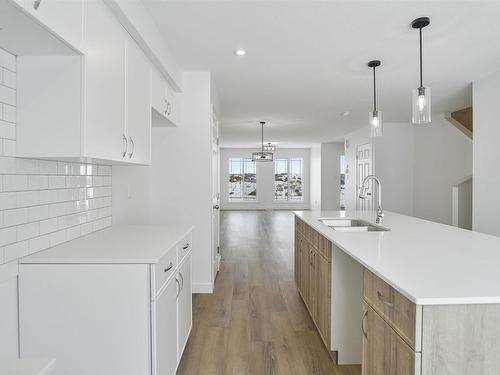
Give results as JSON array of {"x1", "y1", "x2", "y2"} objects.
[{"x1": 294, "y1": 212, "x2": 500, "y2": 375}]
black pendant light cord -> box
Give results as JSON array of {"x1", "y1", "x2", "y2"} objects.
[
  {"x1": 260, "y1": 122, "x2": 265, "y2": 153},
  {"x1": 372, "y1": 66, "x2": 377, "y2": 111},
  {"x1": 419, "y1": 27, "x2": 423, "y2": 88}
]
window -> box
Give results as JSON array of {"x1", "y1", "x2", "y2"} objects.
[
  {"x1": 228, "y1": 158, "x2": 257, "y2": 200},
  {"x1": 274, "y1": 158, "x2": 303, "y2": 201}
]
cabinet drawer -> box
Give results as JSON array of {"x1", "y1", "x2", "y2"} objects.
[
  {"x1": 177, "y1": 232, "x2": 192, "y2": 262},
  {"x1": 318, "y1": 234, "x2": 332, "y2": 262},
  {"x1": 155, "y1": 247, "x2": 177, "y2": 294},
  {"x1": 363, "y1": 269, "x2": 421, "y2": 351}
]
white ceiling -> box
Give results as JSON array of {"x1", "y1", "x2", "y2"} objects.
[{"x1": 144, "y1": 0, "x2": 500, "y2": 148}]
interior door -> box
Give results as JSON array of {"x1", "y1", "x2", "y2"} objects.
[
  {"x1": 211, "y1": 106, "x2": 221, "y2": 280},
  {"x1": 155, "y1": 277, "x2": 178, "y2": 375},
  {"x1": 356, "y1": 143, "x2": 373, "y2": 211}
]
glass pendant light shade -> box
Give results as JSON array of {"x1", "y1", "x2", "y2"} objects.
[
  {"x1": 412, "y1": 86, "x2": 431, "y2": 124},
  {"x1": 369, "y1": 110, "x2": 383, "y2": 137},
  {"x1": 367, "y1": 60, "x2": 382, "y2": 138}
]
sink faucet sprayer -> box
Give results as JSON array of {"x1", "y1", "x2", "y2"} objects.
[{"x1": 359, "y1": 175, "x2": 384, "y2": 224}]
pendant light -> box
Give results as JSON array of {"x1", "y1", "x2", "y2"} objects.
[
  {"x1": 368, "y1": 60, "x2": 383, "y2": 138},
  {"x1": 411, "y1": 17, "x2": 431, "y2": 124},
  {"x1": 251, "y1": 121, "x2": 274, "y2": 161}
]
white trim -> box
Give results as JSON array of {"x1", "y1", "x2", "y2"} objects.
[
  {"x1": 192, "y1": 282, "x2": 213, "y2": 294},
  {"x1": 0, "y1": 261, "x2": 18, "y2": 284}
]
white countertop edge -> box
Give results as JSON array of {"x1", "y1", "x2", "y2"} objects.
[
  {"x1": 19, "y1": 225, "x2": 194, "y2": 265},
  {"x1": 293, "y1": 211, "x2": 500, "y2": 306}
]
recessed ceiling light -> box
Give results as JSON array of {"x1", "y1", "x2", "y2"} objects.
[
  {"x1": 234, "y1": 49, "x2": 246, "y2": 56},
  {"x1": 341, "y1": 111, "x2": 351, "y2": 117}
]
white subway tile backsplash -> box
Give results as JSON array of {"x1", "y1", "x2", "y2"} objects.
[
  {"x1": 3, "y1": 241, "x2": 29, "y2": 263},
  {"x1": 17, "y1": 191, "x2": 39, "y2": 207},
  {"x1": 0, "y1": 192, "x2": 17, "y2": 210},
  {"x1": 0, "y1": 48, "x2": 112, "y2": 264},
  {"x1": 0, "y1": 84, "x2": 15, "y2": 106},
  {"x1": 17, "y1": 222, "x2": 39, "y2": 241},
  {"x1": 0, "y1": 120, "x2": 15, "y2": 140},
  {"x1": 29, "y1": 234, "x2": 50, "y2": 254},
  {"x1": 2, "y1": 104, "x2": 16, "y2": 123},
  {"x1": 27, "y1": 205, "x2": 49, "y2": 222},
  {"x1": 2, "y1": 69, "x2": 16, "y2": 89},
  {"x1": 0, "y1": 227, "x2": 16, "y2": 246},
  {"x1": 0, "y1": 49, "x2": 16, "y2": 72},
  {"x1": 3, "y1": 208, "x2": 28, "y2": 227}
]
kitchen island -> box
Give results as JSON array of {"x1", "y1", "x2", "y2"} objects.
[{"x1": 294, "y1": 210, "x2": 500, "y2": 375}]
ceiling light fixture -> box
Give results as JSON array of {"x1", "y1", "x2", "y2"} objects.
[
  {"x1": 252, "y1": 122, "x2": 274, "y2": 162},
  {"x1": 234, "y1": 49, "x2": 246, "y2": 56},
  {"x1": 263, "y1": 142, "x2": 276, "y2": 152},
  {"x1": 368, "y1": 60, "x2": 383, "y2": 138},
  {"x1": 411, "y1": 17, "x2": 431, "y2": 124}
]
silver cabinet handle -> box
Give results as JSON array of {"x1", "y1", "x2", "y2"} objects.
[
  {"x1": 121, "y1": 134, "x2": 127, "y2": 158},
  {"x1": 182, "y1": 243, "x2": 189, "y2": 250},
  {"x1": 164, "y1": 98, "x2": 168, "y2": 116},
  {"x1": 213, "y1": 205, "x2": 220, "y2": 210},
  {"x1": 33, "y1": 0, "x2": 42, "y2": 9},
  {"x1": 164, "y1": 262, "x2": 173, "y2": 273},
  {"x1": 128, "y1": 136, "x2": 134, "y2": 158},
  {"x1": 362, "y1": 309, "x2": 368, "y2": 339},
  {"x1": 179, "y1": 272, "x2": 184, "y2": 292},
  {"x1": 167, "y1": 102, "x2": 172, "y2": 116},
  {"x1": 175, "y1": 277, "x2": 181, "y2": 298},
  {"x1": 377, "y1": 291, "x2": 395, "y2": 308}
]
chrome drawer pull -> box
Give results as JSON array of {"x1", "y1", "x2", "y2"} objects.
[
  {"x1": 182, "y1": 244, "x2": 189, "y2": 250},
  {"x1": 377, "y1": 291, "x2": 395, "y2": 308},
  {"x1": 33, "y1": 0, "x2": 42, "y2": 10},
  {"x1": 175, "y1": 277, "x2": 181, "y2": 298},
  {"x1": 164, "y1": 262, "x2": 173, "y2": 273}
]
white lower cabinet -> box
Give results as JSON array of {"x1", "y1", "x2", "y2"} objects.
[
  {"x1": 177, "y1": 253, "x2": 192, "y2": 360},
  {"x1": 19, "y1": 241, "x2": 193, "y2": 375},
  {"x1": 154, "y1": 276, "x2": 179, "y2": 375}
]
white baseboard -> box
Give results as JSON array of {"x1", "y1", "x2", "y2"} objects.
[{"x1": 192, "y1": 282, "x2": 214, "y2": 294}]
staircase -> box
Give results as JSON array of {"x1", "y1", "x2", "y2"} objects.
[{"x1": 445, "y1": 107, "x2": 473, "y2": 139}]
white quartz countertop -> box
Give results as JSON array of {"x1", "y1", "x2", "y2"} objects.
[
  {"x1": 294, "y1": 210, "x2": 500, "y2": 305},
  {"x1": 0, "y1": 358, "x2": 56, "y2": 375},
  {"x1": 20, "y1": 225, "x2": 192, "y2": 264}
]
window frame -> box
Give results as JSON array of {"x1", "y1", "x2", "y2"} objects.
[
  {"x1": 228, "y1": 157, "x2": 257, "y2": 201},
  {"x1": 273, "y1": 157, "x2": 304, "y2": 202}
]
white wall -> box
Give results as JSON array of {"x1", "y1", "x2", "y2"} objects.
[
  {"x1": 373, "y1": 123, "x2": 415, "y2": 216},
  {"x1": 413, "y1": 116, "x2": 472, "y2": 225},
  {"x1": 220, "y1": 148, "x2": 310, "y2": 210},
  {"x1": 321, "y1": 142, "x2": 344, "y2": 210},
  {"x1": 113, "y1": 72, "x2": 215, "y2": 293},
  {"x1": 473, "y1": 70, "x2": 500, "y2": 236},
  {"x1": 310, "y1": 144, "x2": 321, "y2": 210},
  {"x1": 0, "y1": 48, "x2": 113, "y2": 359},
  {"x1": 344, "y1": 123, "x2": 415, "y2": 216},
  {"x1": 344, "y1": 119, "x2": 472, "y2": 224}
]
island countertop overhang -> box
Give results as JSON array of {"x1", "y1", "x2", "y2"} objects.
[{"x1": 294, "y1": 210, "x2": 500, "y2": 306}]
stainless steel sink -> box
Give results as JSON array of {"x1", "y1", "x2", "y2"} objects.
[{"x1": 318, "y1": 218, "x2": 389, "y2": 232}]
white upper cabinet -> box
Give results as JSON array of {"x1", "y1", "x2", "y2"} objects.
[
  {"x1": 84, "y1": 0, "x2": 127, "y2": 162},
  {"x1": 24, "y1": 0, "x2": 84, "y2": 51},
  {"x1": 16, "y1": 0, "x2": 153, "y2": 165},
  {"x1": 126, "y1": 37, "x2": 152, "y2": 164},
  {"x1": 152, "y1": 68, "x2": 180, "y2": 127}
]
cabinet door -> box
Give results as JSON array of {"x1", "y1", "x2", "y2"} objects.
[
  {"x1": 316, "y1": 254, "x2": 331, "y2": 346},
  {"x1": 299, "y1": 241, "x2": 309, "y2": 302},
  {"x1": 126, "y1": 37, "x2": 151, "y2": 164},
  {"x1": 27, "y1": 0, "x2": 84, "y2": 50},
  {"x1": 155, "y1": 277, "x2": 178, "y2": 375},
  {"x1": 84, "y1": 0, "x2": 127, "y2": 161},
  {"x1": 362, "y1": 302, "x2": 420, "y2": 375},
  {"x1": 151, "y1": 68, "x2": 167, "y2": 117},
  {"x1": 294, "y1": 233, "x2": 300, "y2": 285},
  {"x1": 308, "y1": 248, "x2": 318, "y2": 320},
  {"x1": 177, "y1": 254, "x2": 192, "y2": 360}
]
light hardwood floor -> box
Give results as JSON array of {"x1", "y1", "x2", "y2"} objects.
[{"x1": 177, "y1": 210, "x2": 362, "y2": 375}]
